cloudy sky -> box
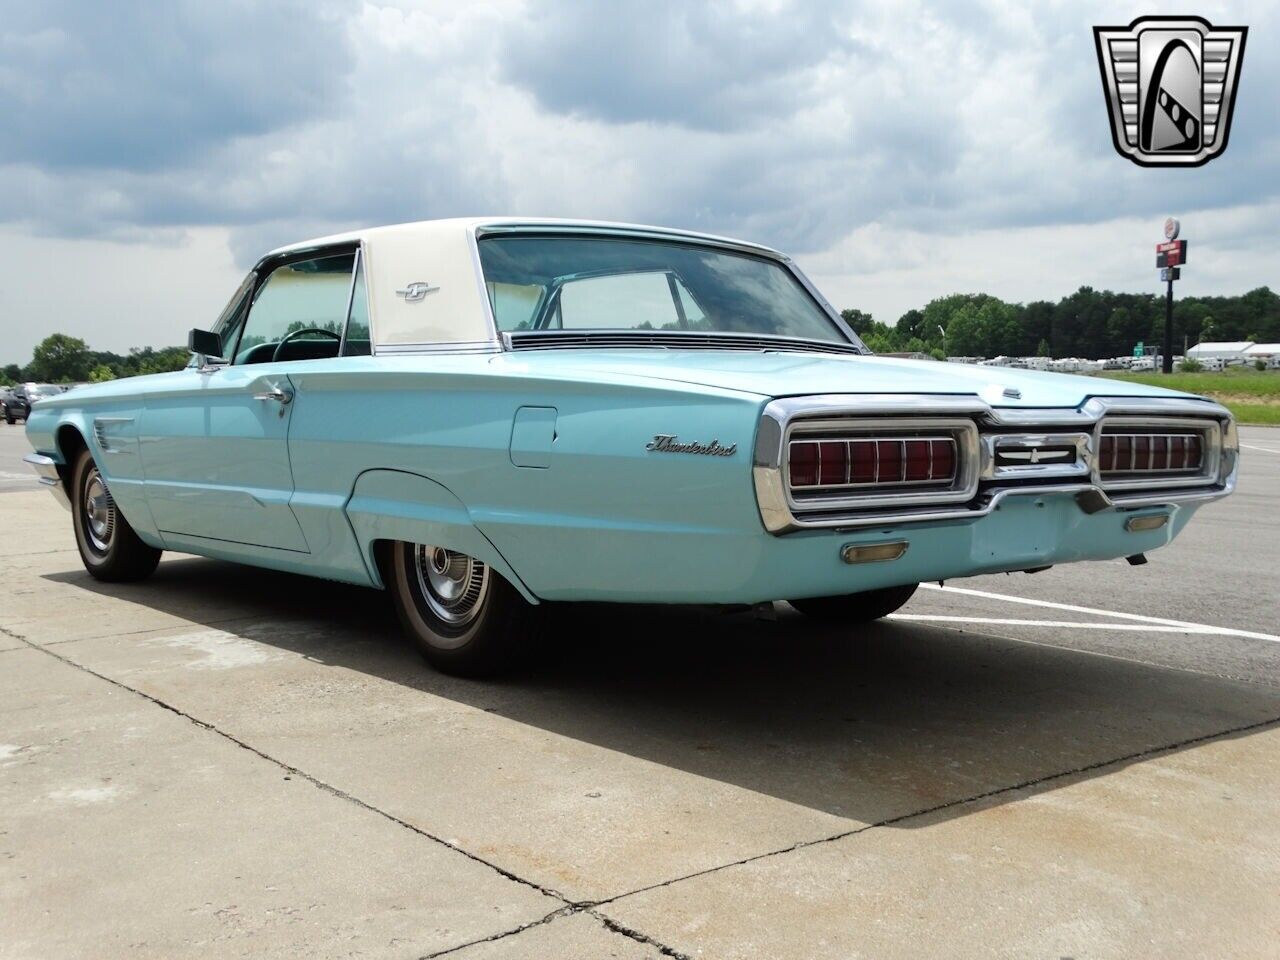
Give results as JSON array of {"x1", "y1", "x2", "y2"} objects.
[{"x1": 1, "y1": 0, "x2": 1275, "y2": 362}]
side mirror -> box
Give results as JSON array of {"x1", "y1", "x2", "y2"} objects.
[{"x1": 188, "y1": 328, "x2": 225, "y2": 361}]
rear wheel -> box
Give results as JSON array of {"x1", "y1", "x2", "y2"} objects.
[
  {"x1": 388, "y1": 542, "x2": 541, "y2": 677},
  {"x1": 71, "y1": 448, "x2": 161, "y2": 582},
  {"x1": 789, "y1": 583, "x2": 918, "y2": 622}
]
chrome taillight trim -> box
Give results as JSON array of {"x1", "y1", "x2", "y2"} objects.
[
  {"x1": 1094, "y1": 416, "x2": 1220, "y2": 490},
  {"x1": 781, "y1": 417, "x2": 981, "y2": 514},
  {"x1": 1100, "y1": 433, "x2": 1202, "y2": 473},
  {"x1": 753, "y1": 394, "x2": 1237, "y2": 533}
]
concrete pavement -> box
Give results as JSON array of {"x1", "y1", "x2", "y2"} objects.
[{"x1": 1, "y1": 420, "x2": 1278, "y2": 958}]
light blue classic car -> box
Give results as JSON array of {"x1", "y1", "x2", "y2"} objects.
[{"x1": 25, "y1": 218, "x2": 1238, "y2": 675}]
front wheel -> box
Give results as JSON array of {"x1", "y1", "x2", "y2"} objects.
[
  {"x1": 71, "y1": 449, "x2": 161, "y2": 582},
  {"x1": 388, "y1": 542, "x2": 541, "y2": 677},
  {"x1": 788, "y1": 582, "x2": 918, "y2": 622}
]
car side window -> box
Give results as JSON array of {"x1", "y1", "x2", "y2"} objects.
[
  {"x1": 232, "y1": 252, "x2": 356, "y2": 365},
  {"x1": 341, "y1": 252, "x2": 372, "y2": 357}
]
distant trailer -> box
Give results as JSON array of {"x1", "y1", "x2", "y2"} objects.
[{"x1": 1187, "y1": 341, "x2": 1254, "y2": 361}]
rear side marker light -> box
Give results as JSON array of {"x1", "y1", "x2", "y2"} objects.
[
  {"x1": 1125, "y1": 514, "x2": 1170, "y2": 532},
  {"x1": 840, "y1": 541, "x2": 909, "y2": 564}
]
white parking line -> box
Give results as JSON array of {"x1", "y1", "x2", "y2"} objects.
[
  {"x1": 917, "y1": 583, "x2": 1280, "y2": 643},
  {"x1": 889, "y1": 614, "x2": 1279, "y2": 641},
  {"x1": 1240, "y1": 443, "x2": 1280, "y2": 454}
]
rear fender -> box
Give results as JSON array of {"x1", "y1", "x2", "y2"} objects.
[{"x1": 345, "y1": 469, "x2": 538, "y2": 602}]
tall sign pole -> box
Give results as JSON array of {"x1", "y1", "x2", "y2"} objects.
[{"x1": 1156, "y1": 217, "x2": 1186, "y2": 374}]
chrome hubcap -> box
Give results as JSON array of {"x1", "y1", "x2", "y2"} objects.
[
  {"x1": 83, "y1": 469, "x2": 115, "y2": 553},
  {"x1": 413, "y1": 544, "x2": 489, "y2": 630}
]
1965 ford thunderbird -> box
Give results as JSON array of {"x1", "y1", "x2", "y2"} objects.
[{"x1": 25, "y1": 218, "x2": 1238, "y2": 675}]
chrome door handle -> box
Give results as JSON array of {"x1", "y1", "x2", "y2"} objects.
[{"x1": 253, "y1": 385, "x2": 293, "y2": 405}]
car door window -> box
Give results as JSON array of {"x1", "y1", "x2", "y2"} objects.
[
  {"x1": 233, "y1": 252, "x2": 356, "y2": 364},
  {"x1": 340, "y1": 251, "x2": 372, "y2": 357}
]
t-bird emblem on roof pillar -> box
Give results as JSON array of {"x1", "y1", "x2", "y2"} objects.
[
  {"x1": 1093, "y1": 16, "x2": 1247, "y2": 167},
  {"x1": 396, "y1": 281, "x2": 439, "y2": 302}
]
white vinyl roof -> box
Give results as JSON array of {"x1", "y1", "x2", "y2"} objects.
[
  {"x1": 1244, "y1": 343, "x2": 1280, "y2": 356},
  {"x1": 260, "y1": 218, "x2": 787, "y2": 349},
  {"x1": 266, "y1": 217, "x2": 781, "y2": 259}
]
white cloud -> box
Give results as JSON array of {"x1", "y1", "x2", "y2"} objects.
[{"x1": 0, "y1": 0, "x2": 1276, "y2": 362}]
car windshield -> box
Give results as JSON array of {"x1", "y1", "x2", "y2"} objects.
[
  {"x1": 29, "y1": 385, "x2": 60, "y2": 399},
  {"x1": 477, "y1": 235, "x2": 855, "y2": 345}
]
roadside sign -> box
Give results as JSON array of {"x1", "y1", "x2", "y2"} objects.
[
  {"x1": 1134, "y1": 341, "x2": 1144, "y2": 357},
  {"x1": 1156, "y1": 218, "x2": 1182, "y2": 375},
  {"x1": 1156, "y1": 239, "x2": 1187, "y2": 268}
]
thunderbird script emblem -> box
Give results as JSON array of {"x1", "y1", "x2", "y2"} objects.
[
  {"x1": 646, "y1": 435, "x2": 737, "y2": 457},
  {"x1": 1094, "y1": 16, "x2": 1247, "y2": 167}
]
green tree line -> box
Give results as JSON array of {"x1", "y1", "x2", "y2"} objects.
[
  {"x1": 2, "y1": 334, "x2": 189, "y2": 386},
  {"x1": 844, "y1": 285, "x2": 1280, "y2": 359},
  {"x1": 4, "y1": 284, "x2": 1278, "y2": 386}
]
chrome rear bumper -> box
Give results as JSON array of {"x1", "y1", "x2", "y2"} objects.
[{"x1": 24, "y1": 453, "x2": 70, "y2": 511}]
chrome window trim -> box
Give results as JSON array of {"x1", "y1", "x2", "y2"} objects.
[
  {"x1": 468, "y1": 226, "x2": 504, "y2": 348},
  {"x1": 337, "y1": 245, "x2": 363, "y2": 358},
  {"x1": 374, "y1": 340, "x2": 504, "y2": 356},
  {"x1": 471, "y1": 225, "x2": 868, "y2": 355},
  {"x1": 753, "y1": 394, "x2": 1237, "y2": 533}
]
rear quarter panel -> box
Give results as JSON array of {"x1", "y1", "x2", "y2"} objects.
[{"x1": 283, "y1": 355, "x2": 770, "y2": 600}]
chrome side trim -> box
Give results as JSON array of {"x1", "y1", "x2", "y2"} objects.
[
  {"x1": 753, "y1": 394, "x2": 1237, "y2": 533},
  {"x1": 374, "y1": 340, "x2": 504, "y2": 356},
  {"x1": 93, "y1": 417, "x2": 135, "y2": 456},
  {"x1": 24, "y1": 453, "x2": 70, "y2": 511}
]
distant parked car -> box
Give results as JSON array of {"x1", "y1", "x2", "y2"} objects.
[
  {"x1": 1, "y1": 387, "x2": 15, "y2": 422},
  {"x1": 5, "y1": 383, "x2": 64, "y2": 424}
]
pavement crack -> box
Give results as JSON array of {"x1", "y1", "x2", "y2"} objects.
[
  {"x1": 587, "y1": 910, "x2": 694, "y2": 959},
  {"x1": 417, "y1": 905, "x2": 576, "y2": 959},
  {"x1": 593, "y1": 712, "x2": 1280, "y2": 910},
  {"x1": 8, "y1": 626, "x2": 575, "y2": 910}
]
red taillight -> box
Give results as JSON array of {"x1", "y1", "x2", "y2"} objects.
[
  {"x1": 876, "y1": 440, "x2": 902, "y2": 481},
  {"x1": 904, "y1": 440, "x2": 931, "y2": 481},
  {"x1": 850, "y1": 441, "x2": 876, "y2": 482},
  {"x1": 789, "y1": 441, "x2": 818, "y2": 487},
  {"x1": 789, "y1": 436, "x2": 958, "y2": 491},
  {"x1": 930, "y1": 439, "x2": 955, "y2": 478},
  {"x1": 818, "y1": 441, "x2": 846, "y2": 485},
  {"x1": 1099, "y1": 432, "x2": 1202, "y2": 475}
]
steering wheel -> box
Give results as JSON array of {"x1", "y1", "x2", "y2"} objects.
[{"x1": 272, "y1": 327, "x2": 341, "y2": 363}]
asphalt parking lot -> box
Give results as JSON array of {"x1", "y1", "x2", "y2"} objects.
[{"x1": 2, "y1": 421, "x2": 1278, "y2": 958}]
